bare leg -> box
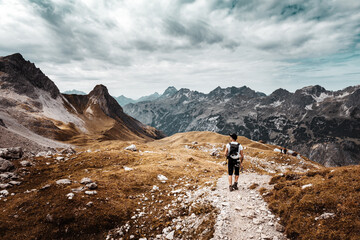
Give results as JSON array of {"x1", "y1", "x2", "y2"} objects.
[
  {"x1": 228, "y1": 175, "x2": 233, "y2": 185},
  {"x1": 235, "y1": 175, "x2": 239, "y2": 183}
]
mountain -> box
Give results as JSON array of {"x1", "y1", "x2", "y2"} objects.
[
  {"x1": 160, "y1": 86, "x2": 177, "y2": 98},
  {"x1": 62, "y1": 89, "x2": 87, "y2": 95},
  {"x1": 114, "y1": 92, "x2": 161, "y2": 106},
  {"x1": 0, "y1": 53, "x2": 164, "y2": 150},
  {"x1": 123, "y1": 85, "x2": 360, "y2": 167},
  {"x1": 114, "y1": 95, "x2": 136, "y2": 106}
]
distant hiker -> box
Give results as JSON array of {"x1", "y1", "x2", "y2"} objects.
[{"x1": 224, "y1": 133, "x2": 244, "y2": 192}]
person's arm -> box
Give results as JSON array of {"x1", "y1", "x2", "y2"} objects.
[
  {"x1": 240, "y1": 150, "x2": 244, "y2": 163},
  {"x1": 224, "y1": 144, "x2": 228, "y2": 157}
]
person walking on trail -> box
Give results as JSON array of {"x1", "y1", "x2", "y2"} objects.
[{"x1": 224, "y1": 133, "x2": 244, "y2": 192}]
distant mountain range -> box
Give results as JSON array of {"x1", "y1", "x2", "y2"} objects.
[
  {"x1": 124, "y1": 85, "x2": 360, "y2": 167},
  {"x1": 64, "y1": 89, "x2": 166, "y2": 106},
  {"x1": 0, "y1": 53, "x2": 164, "y2": 150},
  {"x1": 114, "y1": 92, "x2": 161, "y2": 106}
]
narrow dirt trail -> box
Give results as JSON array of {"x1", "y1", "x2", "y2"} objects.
[{"x1": 209, "y1": 173, "x2": 287, "y2": 240}]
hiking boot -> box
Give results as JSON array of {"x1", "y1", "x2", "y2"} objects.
[
  {"x1": 229, "y1": 185, "x2": 233, "y2": 192},
  {"x1": 233, "y1": 182, "x2": 238, "y2": 190}
]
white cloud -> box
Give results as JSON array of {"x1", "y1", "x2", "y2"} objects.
[{"x1": 0, "y1": 0, "x2": 360, "y2": 98}]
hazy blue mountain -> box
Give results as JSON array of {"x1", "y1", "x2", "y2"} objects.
[
  {"x1": 114, "y1": 95, "x2": 136, "y2": 106},
  {"x1": 115, "y1": 92, "x2": 162, "y2": 106},
  {"x1": 137, "y1": 92, "x2": 160, "y2": 102},
  {"x1": 63, "y1": 89, "x2": 87, "y2": 95}
]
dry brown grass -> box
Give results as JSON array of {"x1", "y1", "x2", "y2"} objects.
[
  {"x1": 265, "y1": 166, "x2": 360, "y2": 240},
  {"x1": 0, "y1": 135, "x2": 227, "y2": 239},
  {"x1": 0, "y1": 131, "x2": 326, "y2": 239}
]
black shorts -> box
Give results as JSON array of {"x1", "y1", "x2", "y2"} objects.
[{"x1": 228, "y1": 158, "x2": 240, "y2": 176}]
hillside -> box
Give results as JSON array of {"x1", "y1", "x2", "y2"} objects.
[
  {"x1": 1, "y1": 131, "x2": 358, "y2": 239},
  {"x1": 0, "y1": 53, "x2": 164, "y2": 151},
  {"x1": 124, "y1": 85, "x2": 360, "y2": 167}
]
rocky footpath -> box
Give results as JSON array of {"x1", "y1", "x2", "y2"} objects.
[{"x1": 210, "y1": 174, "x2": 286, "y2": 240}]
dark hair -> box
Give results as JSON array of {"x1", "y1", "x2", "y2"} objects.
[{"x1": 229, "y1": 133, "x2": 237, "y2": 140}]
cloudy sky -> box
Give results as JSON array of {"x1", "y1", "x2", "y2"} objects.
[{"x1": 1, "y1": 0, "x2": 360, "y2": 98}]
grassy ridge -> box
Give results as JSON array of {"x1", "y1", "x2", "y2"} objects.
[{"x1": 265, "y1": 166, "x2": 360, "y2": 240}]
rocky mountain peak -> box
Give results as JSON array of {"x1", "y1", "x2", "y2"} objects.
[
  {"x1": 89, "y1": 84, "x2": 109, "y2": 97},
  {"x1": 297, "y1": 85, "x2": 327, "y2": 96},
  {"x1": 88, "y1": 84, "x2": 124, "y2": 119},
  {"x1": 269, "y1": 88, "x2": 291, "y2": 100},
  {"x1": 0, "y1": 53, "x2": 60, "y2": 99},
  {"x1": 162, "y1": 86, "x2": 178, "y2": 97}
]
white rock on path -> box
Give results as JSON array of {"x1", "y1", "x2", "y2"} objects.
[
  {"x1": 56, "y1": 179, "x2": 71, "y2": 185},
  {"x1": 165, "y1": 230, "x2": 175, "y2": 240}
]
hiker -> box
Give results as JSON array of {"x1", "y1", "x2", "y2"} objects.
[{"x1": 224, "y1": 133, "x2": 244, "y2": 192}]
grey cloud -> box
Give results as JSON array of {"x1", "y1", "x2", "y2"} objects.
[{"x1": 164, "y1": 18, "x2": 224, "y2": 46}]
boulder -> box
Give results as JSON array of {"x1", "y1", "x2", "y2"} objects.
[
  {"x1": 85, "y1": 190, "x2": 97, "y2": 195},
  {"x1": 157, "y1": 174, "x2": 168, "y2": 181},
  {"x1": 0, "y1": 147, "x2": 23, "y2": 159},
  {"x1": 0, "y1": 172, "x2": 18, "y2": 181},
  {"x1": 0, "y1": 183, "x2": 11, "y2": 189},
  {"x1": 125, "y1": 144, "x2": 137, "y2": 151},
  {"x1": 86, "y1": 182, "x2": 98, "y2": 190},
  {"x1": 165, "y1": 230, "x2": 175, "y2": 240},
  {"x1": 0, "y1": 158, "x2": 14, "y2": 172},
  {"x1": 80, "y1": 177, "x2": 92, "y2": 184},
  {"x1": 9, "y1": 181, "x2": 21, "y2": 186},
  {"x1": 20, "y1": 160, "x2": 32, "y2": 167},
  {"x1": 123, "y1": 166, "x2": 133, "y2": 171},
  {"x1": 66, "y1": 193, "x2": 74, "y2": 199},
  {"x1": 0, "y1": 190, "x2": 9, "y2": 197},
  {"x1": 56, "y1": 179, "x2": 72, "y2": 185}
]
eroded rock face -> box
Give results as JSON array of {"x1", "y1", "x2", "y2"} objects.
[
  {"x1": 0, "y1": 53, "x2": 60, "y2": 99},
  {"x1": 124, "y1": 85, "x2": 360, "y2": 166}
]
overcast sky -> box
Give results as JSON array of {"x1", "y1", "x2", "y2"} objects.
[{"x1": 1, "y1": 0, "x2": 360, "y2": 98}]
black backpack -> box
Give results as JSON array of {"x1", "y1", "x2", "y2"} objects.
[{"x1": 228, "y1": 143, "x2": 240, "y2": 159}]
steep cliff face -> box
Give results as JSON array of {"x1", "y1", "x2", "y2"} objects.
[
  {"x1": 124, "y1": 85, "x2": 360, "y2": 166},
  {"x1": 0, "y1": 53, "x2": 60, "y2": 99},
  {"x1": 0, "y1": 53, "x2": 164, "y2": 148}
]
